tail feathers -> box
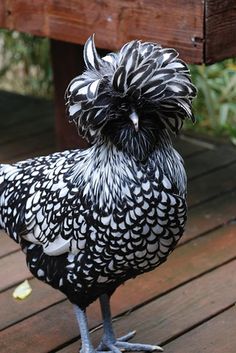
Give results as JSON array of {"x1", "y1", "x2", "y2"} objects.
[
  {"x1": 0, "y1": 163, "x2": 8, "y2": 196},
  {"x1": 0, "y1": 163, "x2": 26, "y2": 242},
  {"x1": 0, "y1": 179, "x2": 6, "y2": 195},
  {"x1": 0, "y1": 163, "x2": 5, "y2": 182},
  {"x1": 0, "y1": 164, "x2": 13, "y2": 231}
]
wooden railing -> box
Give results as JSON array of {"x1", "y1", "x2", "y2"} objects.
[{"x1": 1, "y1": 0, "x2": 235, "y2": 147}]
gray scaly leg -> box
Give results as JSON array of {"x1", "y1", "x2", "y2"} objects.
[
  {"x1": 97, "y1": 294, "x2": 163, "y2": 353},
  {"x1": 74, "y1": 305, "x2": 96, "y2": 353}
]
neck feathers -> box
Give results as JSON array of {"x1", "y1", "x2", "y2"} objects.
[{"x1": 67, "y1": 136, "x2": 186, "y2": 211}]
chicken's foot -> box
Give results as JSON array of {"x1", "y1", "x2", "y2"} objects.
[{"x1": 97, "y1": 294, "x2": 163, "y2": 353}]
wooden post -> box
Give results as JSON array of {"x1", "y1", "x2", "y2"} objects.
[
  {"x1": 205, "y1": 0, "x2": 236, "y2": 63},
  {"x1": 50, "y1": 39, "x2": 89, "y2": 150}
]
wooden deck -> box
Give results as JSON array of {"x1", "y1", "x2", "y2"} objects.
[{"x1": 0, "y1": 91, "x2": 236, "y2": 353}]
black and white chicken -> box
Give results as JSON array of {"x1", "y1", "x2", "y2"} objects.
[{"x1": 0, "y1": 35, "x2": 196, "y2": 353}]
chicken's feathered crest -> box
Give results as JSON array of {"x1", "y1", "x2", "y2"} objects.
[{"x1": 65, "y1": 34, "x2": 196, "y2": 142}]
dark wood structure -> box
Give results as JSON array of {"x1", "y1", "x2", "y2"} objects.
[
  {"x1": 1, "y1": 0, "x2": 236, "y2": 64},
  {"x1": 0, "y1": 92, "x2": 236, "y2": 352},
  {"x1": 0, "y1": 0, "x2": 236, "y2": 148}
]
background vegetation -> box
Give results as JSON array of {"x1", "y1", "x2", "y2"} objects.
[
  {"x1": 0, "y1": 30, "x2": 53, "y2": 97},
  {"x1": 0, "y1": 30, "x2": 236, "y2": 143},
  {"x1": 189, "y1": 61, "x2": 236, "y2": 144}
]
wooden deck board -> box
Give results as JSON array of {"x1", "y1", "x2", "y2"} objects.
[
  {"x1": 0, "y1": 91, "x2": 236, "y2": 353},
  {"x1": 188, "y1": 162, "x2": 236, "y2": 207},
  {"x1": 186, "y1": 145, "x2": 236, "y2": 180},
  {"x1": 185, "y1": 189, "x2": 236, "y2": 241},
  {"x1": 0, "y1": 231, "x2": 19, "y2": 258},
  {"x1": 0, "y1": 251, "x2": 31, "y2": 292},
  {"x1": 0, "y1": 278, "x2": 65, "y2": 331},
  {"x1": 164, "y1": 306, "x2": 236, "y2": 353}
]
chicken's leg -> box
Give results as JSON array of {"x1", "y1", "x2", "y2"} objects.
[
  {"x1": 97, "y1": 294, "x2": 163, "y2": 353},
  {"x1": 74, "y1": 305, "x2": 96, "y2": 353}
]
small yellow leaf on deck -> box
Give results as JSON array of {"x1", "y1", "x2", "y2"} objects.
[{"x1": 12, "y1": 280, "x2": 32, "y2": 300}]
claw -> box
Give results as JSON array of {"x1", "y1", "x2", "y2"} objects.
[
  {"x1": 117, "y1": 331, "x2": 136, "y2": 342},
  {"x1": 116, "y1": 341, "x2": 163, "y2": 352},
  {"x1": 153, "y1": 346, "x2": 163, "y2": 352}
]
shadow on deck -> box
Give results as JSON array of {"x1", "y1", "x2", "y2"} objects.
[{"x1": 0, "y1": 91, "x2": 236, "y2": 353}]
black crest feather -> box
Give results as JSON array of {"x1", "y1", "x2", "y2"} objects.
[{"x1": 65, "y1": 35, "x2": 197, "y2": 142}]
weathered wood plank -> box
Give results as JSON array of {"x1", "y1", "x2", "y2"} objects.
[
  {"x1": 205, "y1": 0, "x2": 236, "y2": 63},
  {"x1": 3, "y1": 0, "x2": 236, "y2": 64},
  {"x1": 0, "y1": 92, "x2": 56, "y2": 159},
  {"x1": 0, "y1": 0, "x2": 204, "y2": 64},
  {"x1": 0, "y1": 278, "x2": 65, "y2": 331},
  {"x1": 165, "y1": 306, "x2": 236, "y2": 353},
  {"x1": 173, "y1": 137, "x2": 207, "y2": 158},
  {"x1": 0, "y1": 92, "x2": 55, "y2": 149},
  {"x1": 0, "y1": 300, "x2": 79, "y2": 353},
  {"x1": 186, "y1": 146, "x2": 236, "y2": 180},
  {"x1": 188, "y1": 162, "x2": 236, "y2": 207},
  {"x1": 50, "y1": 39, "x2": 88, "y2": 149},
  {"x1": 0, "y1": 132, "x2": 55, "y2": 162},
  {"x1": 0, "y1": 232, "x2": 19, "y2": 258},
  {"x1": 184, "y1": 189, "x2": 236, "y2": 243},
  {"x1": 0, "y1": 91, "x2": 54, "y2": 128},
  {"x1": 0, "y1": 251, "x2": 31, "y2": 292},
  {"x1": 0, "y1": 116, "x2": 53, "y2": 145}
]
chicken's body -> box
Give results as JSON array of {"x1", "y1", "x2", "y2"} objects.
[
  {"x1": 0, "y1": 136, "x2": 186, "y2": 308},
  {"x1": 0, "y1": 36, "x2": 196, "y2": 352}
]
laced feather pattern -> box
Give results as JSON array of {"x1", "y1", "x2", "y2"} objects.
[{"x1": 0, "y1": 35, "x2": 196, "y2": 311}]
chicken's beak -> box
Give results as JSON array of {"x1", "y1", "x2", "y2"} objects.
[{"x1": 129, "y1": 110, "x2": 139, "y2": 132}]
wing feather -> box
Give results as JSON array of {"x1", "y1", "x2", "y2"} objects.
[{"x1": 0, "y1": 151, "x2": 86, "y2": 256}]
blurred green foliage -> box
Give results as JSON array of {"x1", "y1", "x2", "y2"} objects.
[
  {"x1": 190, "y1": 61, "x2": 236, "y2": 143},
  {"x1": 0, "y1": 30, "x2": 235, "y2": 142},
  {"x1": 0, "y1": 30, "x2": 53, "y2": 97}
]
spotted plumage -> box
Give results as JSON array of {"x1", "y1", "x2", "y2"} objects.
[{"x1": 0, "y1": 35, "x2": 196, "y2": 352}]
